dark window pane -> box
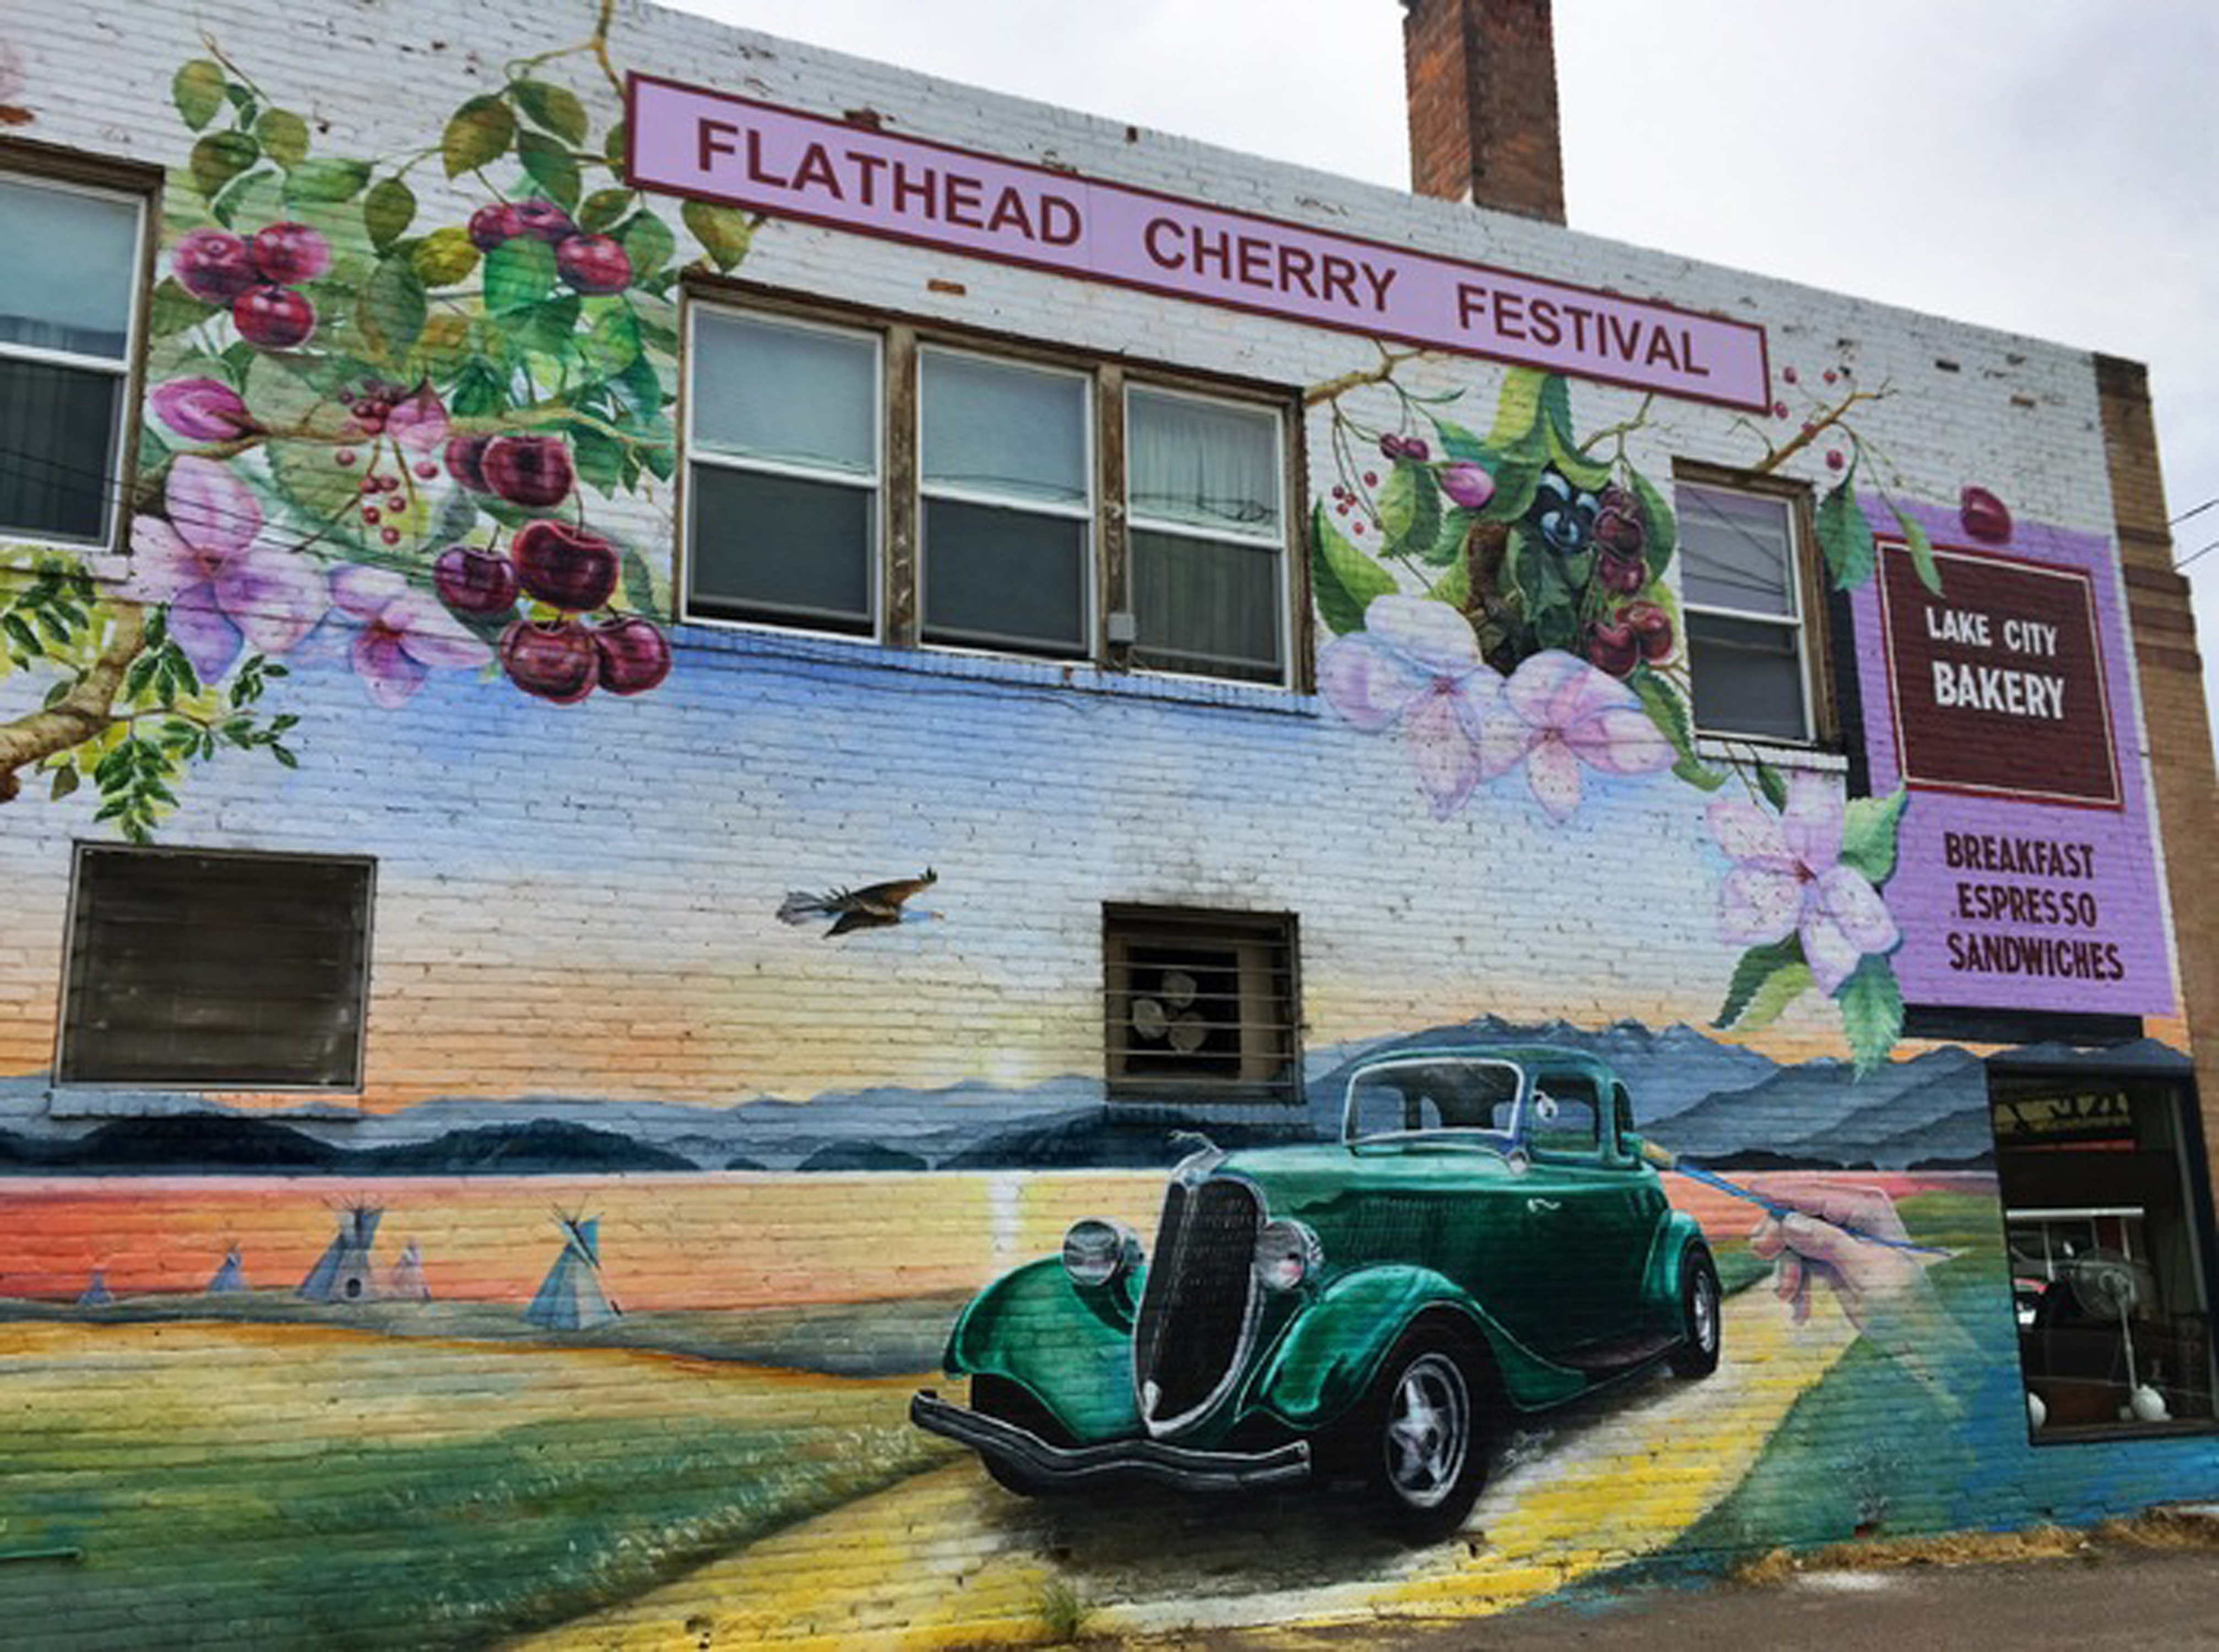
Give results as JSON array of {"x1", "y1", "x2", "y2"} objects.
[
  {"x1": 61, "y1": 849, "x2": 372, "y2": 1089},
  {"x1": 1679, "y1": 484, "x2": 1795, "y2": 616},
  {"x1": 921, "y1": 497, "x2": 1086, "y2": 654},
  {"x1": 0, "y1": 356, "x2": 120, "y2": 542},
  {"x1": 1129, "y1": 528, "x2": 1281, "y2": 682},
  {"x1": 688, "y1": 464, "x2": 874, "y2": 632},
  {"x1": 1689, "y1": 610, "x2": 1806, "y2": 740}
]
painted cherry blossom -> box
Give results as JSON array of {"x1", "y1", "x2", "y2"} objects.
[
  {"x1": 150, "y1": 377, "x2": 257, "y2": 442},
  {"x1": 329, "y1": 565, "x2": 491, "y2": 708},
  {"x1": 384, "y1": 383, "x2": 449, "y2": 454},
  {"x1": 1474, "y1": 649, "x2": 1675, "y2": 823},
  {"x1": 1318, "y1": 594, "x2": 1502, "y2": 818},
  {"x1": 126, "y1": 455, "x2": 324, "y2": 681},
  {"x1": 1708, "y1": 770, "x2": 1900, "y2": 995}
]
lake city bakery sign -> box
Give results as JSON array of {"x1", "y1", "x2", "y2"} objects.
[
  {"x1": 1858, "y1": 521, "x2": 2173, "y2": 1018},
  {"x1": 624, "y1": 76, "x2": 1770, "y2": 411}
]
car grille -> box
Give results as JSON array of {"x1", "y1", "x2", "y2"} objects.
[{"x1": 1134, "y1": 1177, "x2": 1261, "y2": 1432}]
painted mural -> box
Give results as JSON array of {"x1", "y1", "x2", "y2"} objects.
[{"x1": 0, "y1": 2, "x2": 2209, "y2": 1648}]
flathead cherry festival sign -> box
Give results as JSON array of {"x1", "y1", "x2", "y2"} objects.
[{"x1": 625, "y1": 75, "x2": 1771, "y2": 411}]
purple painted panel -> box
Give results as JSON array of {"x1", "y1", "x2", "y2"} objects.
[
  {"x1": 1848, "y1": 498, "x2": 2174, "y2": 1016},
  {"x1": 625, "y1": 76, "x2": 1771, "y2": 411}
]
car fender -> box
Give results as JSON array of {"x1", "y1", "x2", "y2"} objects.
[
  {"x1": 1248, "y1": 1264, "x2": 1585, "y2": 1430},
  {"x1": 1642, "y1": 1211, "x2": 1709, "y2": 1321},
  {"x1": 941, "y1": 1256, "x2": 1142, "y2": 1442}
]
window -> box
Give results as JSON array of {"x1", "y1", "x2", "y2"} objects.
[
  {"x1": 1993, "y1": 1071, "x2": 2216, "y2": 1436},
  {"x1": 1103, "y1": 906, "x2": 1299, "y2": 1105},
  {"x1": 0, "y1": 170, "x2": 147, "y2": 546},
  {"x1": 1675, "y1": 475, "x2": 1822, "y2": 742},
  {"x1": 682, "y1": 298, "x2": 1297, "y2": 686},
  {"x1": 57, "y1": 846, "x2": 375, "y2": 1090}
]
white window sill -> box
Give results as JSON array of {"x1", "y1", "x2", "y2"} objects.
[{"x1": 1693, "y1": 735, "x2": 1847, "y2": 773}]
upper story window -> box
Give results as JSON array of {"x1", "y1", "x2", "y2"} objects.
[
  {"x1": 681, "y1": 297, "x2": 1298, "y2": 689},
  {"x1": 1675, "y1": 475, "x2": 1824, "y2": 743},
  {"x1": 0, "y1": 170, "x2": 147, "y2": 547}
]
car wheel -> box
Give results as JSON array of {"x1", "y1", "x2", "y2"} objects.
[
  {"x1": 1667, "y1": 1246, "x2": 1721, "y2": 1378},
  {"x1": 1345, "y1": 1325, "x2": 1491, "y2": 1544},
  {"x1": 967, "y1": 1374, "x2": 1068, "y2": 1496}
]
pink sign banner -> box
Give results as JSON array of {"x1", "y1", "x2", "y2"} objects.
[{"x1": 626, "y1": 76, "x2": 1771, "y2": 411}]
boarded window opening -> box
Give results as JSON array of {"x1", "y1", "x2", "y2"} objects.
[{"x1": 1104, "y1": 906, "x2": 1299, "y2": 1106}]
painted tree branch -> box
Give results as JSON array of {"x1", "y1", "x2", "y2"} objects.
[
  {"x1": 1304, "y1": 345, "x2": 1429, "y2": 407},
  {"x1": 0, "y1": 601, "x2": 147, "y2": 802}
]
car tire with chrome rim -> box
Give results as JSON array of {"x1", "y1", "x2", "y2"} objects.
[
  {"x1": 1338, "y1": 1321, "x2": 1493, "y2": 1542},
  {"x1": 1666, "y1": 1244, "x2": 1721, "y2": 1378}
]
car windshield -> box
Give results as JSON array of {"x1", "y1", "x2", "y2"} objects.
[{"x1": 1343, "y1": 1056, "x2": 1523, "y2": 1148}]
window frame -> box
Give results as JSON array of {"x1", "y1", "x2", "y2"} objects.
[
  {"x1": 1672, "y1": 461, "x2": 1835, "y2": 747},
  {"x1": 679, "y1": 287, "x2": 1305, "y2": 690},
  {"x1": 0, "y1": 154, "x2": 158, "y2": 555},
  {"x1": 1102, "y1": 903, "x2": 1303, "y2": 1108},
  {"x1": 53, "y1": 842, "x2": 377, "y2": 1096}
]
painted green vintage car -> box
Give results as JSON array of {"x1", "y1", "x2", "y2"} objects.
[{"x1": 911, "y1": 1045, "x2": 1720, "y2": 1539}]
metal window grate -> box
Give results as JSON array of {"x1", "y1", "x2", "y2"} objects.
[
  {"x1": 1104, "y1": 905, "x2": 1300, "y2": 1105},
  {"x1": 57, "y1": 845, "x2": 375, "y2": 1090}
]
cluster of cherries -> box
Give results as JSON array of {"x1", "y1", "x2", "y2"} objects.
[
  {"x1": 468, "y1": 194, "x2": 633, "y2": 296},
  {"x1": 430, "y1": 432, "x2": 668, "y2": 703},
  {"x1": 173, "y1": 221, "x2": 330, "y2": 349}
]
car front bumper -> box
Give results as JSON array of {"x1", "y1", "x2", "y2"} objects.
[{"x1": 910, "y1": 1390, "x2": 1312, "y2": 1492}]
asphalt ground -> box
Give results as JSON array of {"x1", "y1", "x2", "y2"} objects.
[{"x1": 1124, "y1": 1518, "x2": 2219, "y2": 1650}]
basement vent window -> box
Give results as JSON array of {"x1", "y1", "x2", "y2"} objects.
[
  {"x1": 1103, "y1": 906, "x2": 1300, "y2": 1106},
  {"x1": 57, "y1": 845, "x2": 375, "y2": 1090}
]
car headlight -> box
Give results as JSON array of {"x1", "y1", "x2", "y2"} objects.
[
  {"x1": 1062, "y1": 1219, "x2": 1140, "y2": 1288},
  {"x1": 1252, "y1": 1218, "x2": 1323, "y2": 1292}
]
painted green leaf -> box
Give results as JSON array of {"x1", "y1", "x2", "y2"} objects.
[
  {"x1": 572, "y1": 423, "x2": 625, "y2": 493},
  {"x1": 363, "y1": 176, "x2": 417, "y2": 252},
  {"x1": 1887, "y1": 498, "x2": 1944, "y2": 596},
  {"x1": 682, "y1": 200, "x2": 752, "y2": 270},
  {"x1": 254, "y1": 108, "x2": 311, "y2": 167},
  {"x1": 191, "y1": 132, "x2": 260, "y2": 200},
  {"x1": 1627, "y1": 464, "x2": 1677, "y2": 580},
  {"x1": 517, "y1": 130, "x2": 581, "y2": 211},
  {"x1": 447, "y1": 357, "x2": 507, "y2": 419},
  {"x1": 604, "y1": 121, "x2": 628, "y2": 164},
  {"x1": 1474, "y1": 445, "x2": 1543, "y2": 525},
  {"x1": 512, "y1": 79, "x2": 588, "y2": 145},
  {"x1": 443, "y1": 94, "x2": 515, "y2": 177},
  {"x1": 1838, "y1": 786, "x2": 1908, "y2": 885},
  {"x1": 1310, "y1": 501, "x2": 1397, "y2": 636},
  {"x1": 208, "y1": 166, "x2": 280, "y2": 231},
  {"x1": 617, "y1": 211, "x2": 676, "y2": 278},
  {"x1": 172, "y1": 60, "x2": 227, "y2": 131},
  {"x1": 1712, "y1": 935, "x2": 1806, "y2": 1030},
  {"x1": 1423, "y1": 506, "x2": 1476, "y2": 570},
  {"x1": 1814, "y1": 474, "x2": 1876, "y2": 590},
  {"x1": 1429, "y1": 558, "x2": 1469, "y2": 611},
  {"x1": 1737, "y1": 960, "x2": 1816, "y2": 1034},
  {"x1": 1428, "y1": 415, "x2": 1488, "y2": 466},
  {"x1": 619, "y1": 544, "x2": 661, "y2": 617},
  {"x1": 1539, "y1": 373, "x2": 1580, "y2": 452},
  {"x1": 579, "y1": 188, "x2": 634, "y2": 235},
  {"x1": 1376, "y1": 458, "x2": 1441, "y2": 560},
  {"x1": 282, "y1": 157, "x2": 370, "y2": 204},
  {"x1": 1546, "y1": 420, "x2": 1612, "y2": 492},
  {"x1": 1486, "y1": 368, "x2": 1548, "y2": 449},
  {"x1": 358, "y1": 257, "x2": 428, "y2": 364},
  {"x1": 148, "y1": 277, "x2": 216, "y2": 338},
  {"x1": 411, "y1": 226, "x2": 480, "y2": 288},
  {"x1": 1837, "y1": 954, "x2": 1905, "y2": 1075},
  {"x1": 268, "y1": 436, "x2": 362, "y2": 524},
  {"x1": 483, "y1": 236, "x2": 556, "y2": 316},
  {"x1": 1755, "y1": 759, "x2": 1788, "y2": 812},
  {"x1": 582, "y1": 303, "x2": 641, "y2": 378},
  {"x1": 1630, "y1": 662, "x2": 1723, "y2": 791}
]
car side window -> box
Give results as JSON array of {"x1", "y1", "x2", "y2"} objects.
[{"x1": 1527, "y1": 1079, "x2": 1600, "y2": 1158}]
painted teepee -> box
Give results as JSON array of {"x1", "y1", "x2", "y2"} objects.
[
  {"x1": 299, "y1": 1205, "x2": 382, "y2": 1303},
  {"x1": 75, "y1": 1269, "x2": 113, "y2": 1307},
  {"x1": 206, "y1": 1244, "x2": 248, "y2": 1294},
  {"x1": 523, "y1": 1214, "x2": 619, "y2": 1329},
  {"x1": 384, "y1": 1240, "x2": 430, "y2": 1302}
]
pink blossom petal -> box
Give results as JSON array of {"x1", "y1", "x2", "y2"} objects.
[
  {"x1": 151, "y1": 377, "x2": 255, "y2": 442},
  {"x1": 329, "y1": 564, "x2": 408, "y2": 622},
  {"x1": 1780, "y1": 770, "x2": 1845, "y2": 872},
  {"x1": 1810, "y1": 863, "x2": 1899, "y2": 958},
  {"x1": 126, "y1": 516, "x2": 214, "y2": 604},
  {"x1": 386, "y1": 384, "x2": 449, "y2": 454},
  {"x1": 352, "y1": 626, "x2": 430, "y2": 709},
  {"x1": 389, "y1": 592, "x2": 491, "y2": 671},
  {"x1": 1361, "y1": 595, "x2": 1485, "y2": 677},
  {"x1": 1523, "y1": 735, "x2": 1584, "y2": 823},
  {"x1": 1319, "y1": 631, "x2": 1432, "y2": 732},
  {"x1": 1801, "y1": 911, "x2": 1866, "y2": 997},
  {"x1": 164, "y1": 455, "x2": 261, "y2": 558},
  {"x1": 1448, "y1": 665, "x2": 1506, "y2": 743},
  {"x1": 1708, "y1": 796, "x2": 1793, "y2": 866},
  {"x1": 1719, "y1": 866, "x2": 1803, "y2": 947},
  {"x1": 1475, "y1": 704, "x2": 1543, "y2": 781},
  {"x1": 165, "y1": 581, "x2": 245, "y2": 682},
  {"x1": 1402, "y1": 688, "x2": 1485, "y2": 817},
  {"x1": 1561, "y1": 705, "x2": 1675, "y2": 775},
  {"x1": 1501, "y1": 649, "x2": 1589, "y2": 730},
  {"x1": 215, "y1": 548, "x2": 325, "y2": 656}
]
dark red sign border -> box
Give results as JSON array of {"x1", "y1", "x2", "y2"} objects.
[{"x1": 622, "y1": 73, "x2": 1772, "y2": 415}]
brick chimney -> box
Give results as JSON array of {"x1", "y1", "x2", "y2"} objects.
[{"x1": 1401, "y1": 0, "x2": 1565, "y2": 224}]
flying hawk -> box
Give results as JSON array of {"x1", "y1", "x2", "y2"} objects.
[{"x1": 777, "y1": 868, "x2": 940, "y2": 937}]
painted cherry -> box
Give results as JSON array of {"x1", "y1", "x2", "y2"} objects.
[
  {"x1": 591, "y1": 615, "x2": 672, "y2": 695},
  {"x1": 500, "y1": 619, "x2": 598, "y2": 704},
  {"x1": 1586, "y1": 618, "x2": 1639, "y2": 678},
  {"x1": 511, "y1": 198, "x2": 576, "y2": 244},
  {"x1": 1960, "y1": 486, "x2": 2012, "y2": 544},
  {"x1": 511, "y1": 519, "x2": 619, "y2": 612},
  {"x1": 468, "y1": 203, "x2": 525, "y2": 251},
  {"x1": 480, "y1": 435, "x2": 574, "y2": 509},
  {"x1": 1623, "y1": 600, "x2": 1675, "y2": 662},
  {"x1": 444, "y1": 433, "x2": 493, "y2": 492},
  {"x1": 555, "y1": 234, "x2": 632, "y2": 295},
  {"x1": 174, "y1": 230, "x2": 259, "y2": 302},
  {"x1": 248, "y1": 221, "x2": 332, "y2": 285},
  {"x1": 433, "y1": 545, "x2": 520, "y2": 616},
  {"x1": 232, "y1": 285, "x2": 316, "y2": 349}
]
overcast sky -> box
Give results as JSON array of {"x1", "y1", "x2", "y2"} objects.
[{"x1": 675, "y1": 0, "x2": 2219, "y2": 747}]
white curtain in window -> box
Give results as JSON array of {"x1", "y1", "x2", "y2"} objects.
[{"x1": 1129, "y1": 390, "x2": 1277, "y2": 534}]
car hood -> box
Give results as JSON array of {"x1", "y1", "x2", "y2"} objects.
[{"x1": 1212, "y1": 1139, "x2": 1526, "y2": 1215}]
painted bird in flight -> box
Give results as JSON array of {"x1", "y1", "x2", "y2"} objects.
[{"x1": 777, "y1": 868, "x2": 941, "y2": 937}]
